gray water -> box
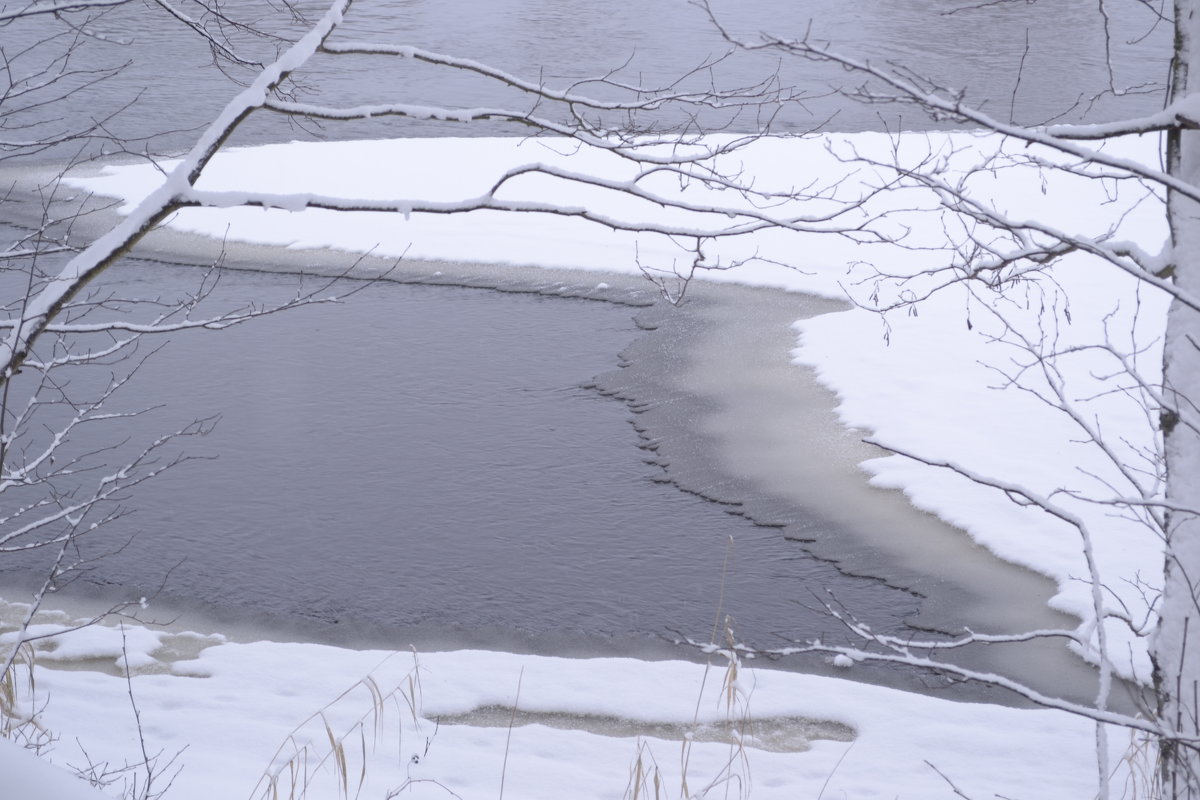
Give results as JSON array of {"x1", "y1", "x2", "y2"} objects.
[
  {"x1": 2, "y1": 0, "x2": 1170, "y2": 162},
  {"x1": 0, "y1": 240, "x2": 916, "y2": 654}
]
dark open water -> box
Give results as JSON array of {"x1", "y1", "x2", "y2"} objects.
[
  {"x1": 0, "y1": 252, "x2": 920, "y2": 676},
  {"x1": 3, "y1": 0, "x2": 1169, "y2": 160}
]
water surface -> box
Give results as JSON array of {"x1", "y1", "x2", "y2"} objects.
[
  {"x1": 0, "y1": 256, "x2": 921, "y2": 675},
  {"x1": 4, "y1": 0, "x2": 1169, "y2": 162}
]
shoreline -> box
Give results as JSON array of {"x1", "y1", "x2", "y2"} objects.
[{"x1": 1, "y1": 159, "x2": 1123, "y2": 709}]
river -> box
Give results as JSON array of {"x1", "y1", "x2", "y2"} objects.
[
  {"x1": 3, "y1": 0, "x2": 1168, "y2": 160},
  {"x1": 0, "y1": 1, "x2": 1163, "y2": 708}
]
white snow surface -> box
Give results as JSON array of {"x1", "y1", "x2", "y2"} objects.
[
  {"x1": 22, "y1": 130, "x2": 1169, "y2": 797},
  {"x1": 0, "y1": 738, "x2": 110, "y2": 800},
  {"x1": 6, "y1": 615, "x2": 1136, "y2": 799}
]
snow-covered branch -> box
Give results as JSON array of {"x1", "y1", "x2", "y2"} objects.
[
  {"x1": 713, "y1": 635, "x2": 1178, "y2": 740},
  {"x1": 179, "y1": 160, "x2": 884, "y2": 240},
  {"x1": 0, "y1": 415, "x2": 216, "y2": 553},
  {"x1": 696, "y1": 4, "x2": 1192, "y2": 207},
  {"x1": 0, "y1": 0, "x2": 130, "y2": 22},
  {"x1": 0, "y1": 0, "x2": 352, "y2": 383},
  {"x1": 319, "y1": 41, "x2": 793, "y2": 115}
]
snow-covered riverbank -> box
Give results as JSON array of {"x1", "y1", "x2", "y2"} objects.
[{"x1": 1, "y1": 601, "x2": 1125, "y2": 799}]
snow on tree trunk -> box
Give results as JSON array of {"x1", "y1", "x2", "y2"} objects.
[{"x1": 1157, "y1": 1, "x2": 1200, "y2": 795}]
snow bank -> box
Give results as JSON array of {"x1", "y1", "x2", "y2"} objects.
[
  {"x1": 13, "y1": 622, "x2": 1128, "y2": 800},
  {"x1": 0, "y1": 738, "x2": 109, "y2": 800}
]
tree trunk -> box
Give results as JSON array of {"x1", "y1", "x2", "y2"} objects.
[{"x1": 1157, "y1": 2, "x2": 1200, "y2": 795}]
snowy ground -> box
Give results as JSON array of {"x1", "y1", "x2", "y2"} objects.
[
  {"x1": 4, "y1": 131, "x2": 1167, "y2": 798},
  {"x1": 0, "y1": 605, "x2": 1137, "y2": 800}
]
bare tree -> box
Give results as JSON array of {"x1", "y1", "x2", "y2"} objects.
[
  {"x1": 609, "y1": 2, "x2": 1200, "y2": 798},
  {"x1": 0, "y1": 0, "x2": 806, "y2": 750},
  {"x1": 229, "y1": 2, "x2": 1195, "y2": 796},
  {"x1": 0, "y1": 0, "x2": 339, "y2": 758},
  {"x1": 6, "y1": 0, "x2": 1197, "y2": 797}
]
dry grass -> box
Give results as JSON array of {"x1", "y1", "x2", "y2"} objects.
[
  {"x1": 625, "y1": 616, "x2": 754, "y2": 800},
  {"x1": 249, "y1": 539, "x2": 806, "y2": 800},
  {"x1": 250, "y1": 652, "x2": 426, "y2": 800},
  {"x1": 1115, "y1": 726, "x2": 1162, "y2": 800},
  {"x1": 1, "y1": 641, "x2": 52, "y2": 753},
  {"x1": 253, "y1": 632, "x2": 770, "y2": 800}
]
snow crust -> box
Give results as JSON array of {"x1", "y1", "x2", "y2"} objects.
[{"x1": 2, "y1": 622, "x2": 165, "y2": 668}]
